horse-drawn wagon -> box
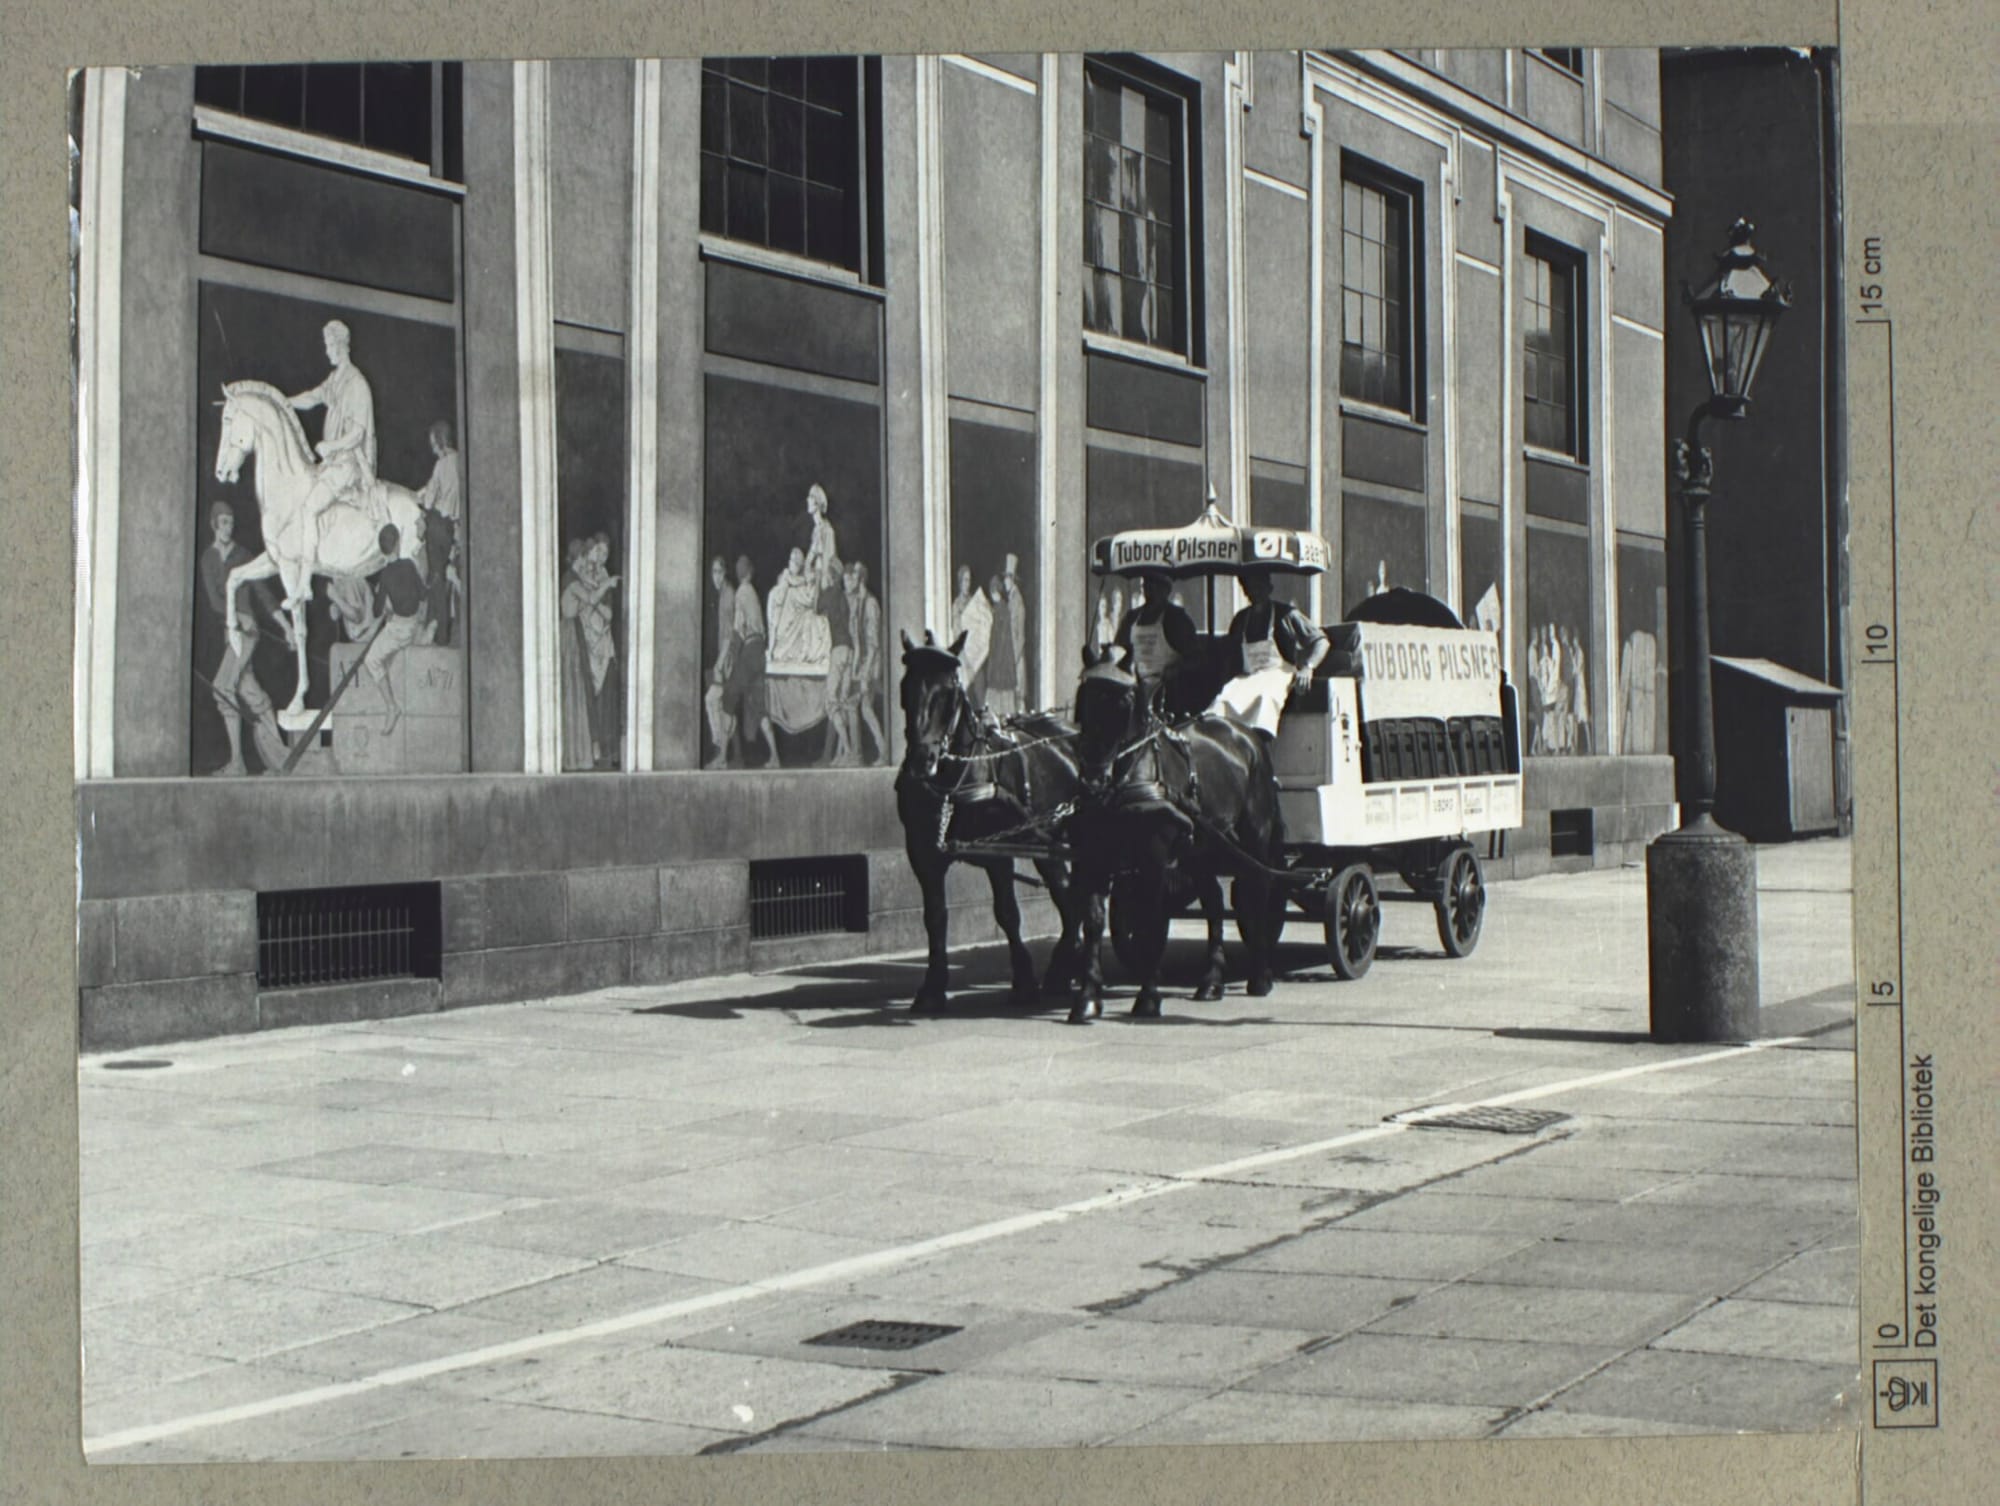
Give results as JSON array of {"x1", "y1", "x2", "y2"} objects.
[{"x1": 1081, "y1": 502, "x2": 1524, "y2": 994}]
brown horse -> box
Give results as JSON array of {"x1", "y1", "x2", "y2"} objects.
[
  {"x1": 1066, "y1": 646, "x2": 1284, "y2": 1023},
  {"x1": 895, "y1": 631, "x2": 1087, "y2": 1013}
]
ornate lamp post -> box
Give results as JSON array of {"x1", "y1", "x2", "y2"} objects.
[{"x1": 1647, "y1": 220, "x2": 1792, "y2": 1043}]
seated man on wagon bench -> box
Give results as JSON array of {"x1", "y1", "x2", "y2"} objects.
[{"x1": 1210, "y1": 565, "x2": 1329, "y2": 741}]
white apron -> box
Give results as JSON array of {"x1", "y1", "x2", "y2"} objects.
[
  {"x1": 1128, "y1": 617, "x2": 1179, "y2": 679},
  {"x1": 1212, "y1": 622, "x2": 1292, "y2": 737}
]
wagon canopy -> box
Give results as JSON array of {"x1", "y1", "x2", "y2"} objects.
[{"x1": 1091, "y1": 500, "x2": 1330, "y2": 580}]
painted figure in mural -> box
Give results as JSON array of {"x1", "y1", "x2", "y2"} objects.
[
  {"x1": 1619, "y1": 628, "x2": 1659, "y2": 755},
  {"x1": 819, "y1": 551, "x2": 857, "y2": 766},
  {"x1": 1566, "y1": 626, "x2": 1591, "y2": 754},
  {"x1": 1473, "y1": 581, "x2": 1502, "y2": 636},
  {"x1": 721, "y1": 554, "x2": 782, "y2": 768},
  {"x1": 355, "y1": 524, "x2": 428, "y2": 738},
  {"x1": 767, "y1": 546, "x2": 831, "y2": 670},
  {"x1": 1003, "y1": 554, "x2": 1028, "y2": 707},
  {"x1": 288, "y1": 319, "x2": 385, "y2": 557},
  {"x1": 984, "y1": 574, "x2": 1018, "y2": 718},
  {"x1": 950, "y1": 564, "x2": 993, "y2": 696},
  {"x1": 213, "y1": 381, "x2": 428, "y2": 730},
  {"x1": 1091, "y1": 583, "x2": 1124, "y2": 654},
  {"x1": 844, "y1": 560, "x2": 888, "y2": 766},
  {"x1": 586, "y1": 533, "x2": 623, "y2": 766},
  {"x1": 198, "y1": 500, "x2": 289, "y2": 776},
  {"x1": 803, "y1": 483, "x2": 837, "y2": 579},
  {"x1": 560, "y1": 534, "x2": 621, "y2": 770},
  {"x1": 416, "y1": 420, "x2": 462, "y2": 646},
  {"x1": 1211, "y1": 566, "x2": 1328, "y2": 739},
  {"x1": 704, "y1": 555, "x2": 737, "y2": 762},
  {"x1": 1528, "y1": 624, "x2": 1584, "y2": 756}
]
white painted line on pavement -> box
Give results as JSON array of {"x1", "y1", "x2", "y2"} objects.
[{"x1": 84, "y1": 1033, "x2": 1801, "y2": 1454}]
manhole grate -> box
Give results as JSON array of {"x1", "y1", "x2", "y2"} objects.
[
  {"x1": 1390, "y1": 1104, "x2": 1569, "y2": 1135},
  {"x1": 99, "y1": 1059, "x2": 174, "y2": 1071},
  {"x1": 804, "y1": 1319, "x2": 962, "y2": 1352}
]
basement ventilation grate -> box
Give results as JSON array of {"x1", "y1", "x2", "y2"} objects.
[
  {"x1": 1389, "y1": 1105, "x2": 1570, "y2": 1135},
  {"x1": 804, "y1": 1319, "x2": 962, "y2": 1352}
]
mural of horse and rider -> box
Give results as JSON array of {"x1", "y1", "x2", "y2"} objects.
[{"x1": 192, "y1": 283, "x2": 464, "y2": 777}]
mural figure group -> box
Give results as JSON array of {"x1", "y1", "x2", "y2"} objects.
[
  {"x1": 202, "y1": 319, "x2": 465, "y2": 774},
  {"x1": 1527, "y1": 622, "x2": 1592, "y2": 756},
  {"x1": 949, "y1": 556, "x2": 1029, "y2": 716},
  {"x1": 705, "y1": 484, "x2": 888, "y2": 770},
  {"x1": 561, "y1": 533, "x2": 622, "y2": 770}
]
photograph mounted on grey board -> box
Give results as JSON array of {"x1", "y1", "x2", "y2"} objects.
[{"x1": 70, "y1": 46, "x2": 1858, "y2": 1464}]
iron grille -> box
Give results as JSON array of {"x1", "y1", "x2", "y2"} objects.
[
  {"x1": 1550, "y1": 807, "x2": 1596, "y2": 858},
  {"x1": 1391, "y1": 1104, "x2": 1570, "y2": 1135},
  {"x1": 748, "y1": 856, "x2": 868, "y2": 941},
  {"x1": 804, "y1": 1319, "x2": 961, "y2": 1352},
  {"x1": 256, "y1": 883, "x2": 442, "y2": 989}
]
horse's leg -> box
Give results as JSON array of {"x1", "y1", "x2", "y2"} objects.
[
  {"x1": 985, "y1": 861, "x2": 1039, "y2": 1006},
  {"x1": 1068, "y1": 873, "x2": 1107, "y2": 1025},
  {"x1": 1192, "y1": 872, "x2": 1227, "y2": 1002},
  {"x1": 908, "y1": 844, "x2": 951, "y2": 1014},
  {"x1": 1131, "y1": 869, "x2": 1171, "y2": 1020},
  {"x1": 1242, "y1": 866, "x2": 1276, "y2": 997},
  {"x1": 1035, "y1": 857, "x2": 1083, "y2": 995}
]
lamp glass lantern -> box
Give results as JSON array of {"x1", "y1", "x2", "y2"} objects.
[{"x1": 1685, "y1": 219, "x2": 1792, "y2": 420}]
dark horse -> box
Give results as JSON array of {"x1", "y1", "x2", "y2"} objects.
[
  {"x1": 1066, "y1": 646, "x2": 1285, "y2": 1023},
  {"x1": 895, "y1": 630, "x2": 1088, "y2": 1013}
]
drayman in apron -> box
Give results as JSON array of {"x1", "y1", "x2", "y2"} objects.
[
  {"x1": 1212, "y1": 567, "x2": 1329, "y2": 738},
  {"x1": 1112, "y1": 571, "x2": 1201, "y2": 685}
]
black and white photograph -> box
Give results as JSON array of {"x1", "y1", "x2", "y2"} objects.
[{"x1": 69, "y1": 45, "x2": 1863, "y2": 1464}]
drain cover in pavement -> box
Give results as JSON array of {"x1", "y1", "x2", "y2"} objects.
[
  {"x1": 1390, "y1": 1105, "x2": 1569, "y2": 1134},
  {"x1": 804, "y1": 1320, "x2": 962, "y2": 1352},
  {"x1": 98, "y1": 1059, "x2": 174, "y2": 1071}
]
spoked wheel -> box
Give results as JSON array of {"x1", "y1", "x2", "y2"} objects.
[
  {"x1": 1322, "y1": 864, "x2": 1380, "y2": 981},
  {"x1": 1434, "y1": 845, "x2": 1486, "y2": 958},
  {"x1": 1231, "y1": 879, "x2": 1290, "y2": 950},
  {"x1": 1109, "y1": 874, "x2": 1167, "y2": 979}
]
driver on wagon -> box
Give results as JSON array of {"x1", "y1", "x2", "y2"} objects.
[
  {"x1": 1112, "y1": 570, "x2": 1199, "y2": 702},
  {"x1": 1210, "y1": 566, "x2": 1329, "y2": 740}
]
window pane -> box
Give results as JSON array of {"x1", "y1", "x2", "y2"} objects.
[
  {"x1": 1085, "y1": 138, "x2": 1117, "y2": 205},
  {"x1": 726, "y1": 161, "x2": 767, "y2": 244},
  {"x1": 769, "y1": 94, "x2": 806, "y2": 178},
  {"x1": 1144, "y1": 95, "x2": 1174, "y2": 158},
  {"x1": 770, "y1": 57, "x2": 806, "y2": 98},
  {"x1": 727, "y1": 81, "x2": 767, "y2": 165},
  {"x1": 303, "y1": 64, "x2": 362, "y2": 142},
  {"x1": 361, "y1": 63, "x2": 431, "y2": 162},
  {"x1": 242, "y1": 65, "x2": 306, "y2": 130},
  {"x1": 725, "y1": 57, "x2": 768, "y2": 86},
  {"x1": 1089, "y1": 206, "x2": 1120, "y2": 273},
  {"x1": 806, "y1": 56, "x2": 854, "y2": 109},
  {"x1": 1123, "y1": 275, "x2": 1153, "y2": 343},
  {"x1": 1146, "y1": 155, "x2": 1174, "y2": 220},
  {"x1": 1119, "y1": 150, "x2": 1144, "y2": 213},
  {"x1": 805, "y1": 182, "x2": 849, "y2": 265},
  {"x1": 768, "y1": 174, "x2": 807, "y2": 255},
  {"x1": 1120, "y1": 86, "x2": 1147, "y2": 150},
  {"x1": 194, "y1": 67, "x2": 242, "y2": 112},
  {"x1": 804, "y1": 106, "x2": 850, "y2": 185},
  {"x1": 700, "y1": 154, "x2": 726, "y2": 236},
  {"x1": 1085, "y1": 74, "x2": 1119, "y2": 137},
  {"x1": 701, "y1": 70, "x2": 727, "y2": 152}
]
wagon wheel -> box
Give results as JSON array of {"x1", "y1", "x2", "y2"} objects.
[
  {"x1": 1322, "y1": 864, "x2": 1380, "y2": 981},
  {"x1": 1109, "y1": 874, "x2": 1166, "y2": 979},
  {"x1": 1433, "y1": 845, "x2": 1486, "y2": 958},
  {"x1": 1231, "y1": 878, "x2": 1289, "y2": 951}
]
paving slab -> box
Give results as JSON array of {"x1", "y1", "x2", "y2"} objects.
[
  {"x1": 1652, "y1": 1298, "x2": 1859, "y2": 1368},
  {"x1": 1331, "y1": 1190, "x2": 1609, "y2": 1237},
  {"x1": 88, "y1": 1276, "x2": 425, "y2": 1363},
  {"x1": 1113, "y1": 1387, "x2": 1509, "y2": 1446},
  {"x1": 444, "y1": 1263, "x2": 733, "y2": 1330},
  {"x1": 1115, "y1": 1270, "x2": 1435, "y2": 1335},
  {"x1": 1732, "y1": 1241, "x2": 1861, "y2": 1306},
  {"x1": 243, "y1": 1229, "x2": 595, "y2": 1310},
  {"x1": 958, "y1": 1317, "x2": 1319, "y2": 1388},
  {"x1": 1452, "y1": 1234, "x2": 1794, "y2": 1295},
  {"x1": 798, "y1": 1372, "x2": 1208, "y2": 1451},
  {"x1": 1241, "y1": 1331, "x2": 1623, "y2": 1409},
  {"x1": 439, "y1": 1197, "x2": 721, "y2": 1259},
  {"x1": 1362, "y1": 1280, "x2": 1709, "y2": 1348},
  {"x1": 1230, "y1": 1226, "x2": 1541, "y2": 1282},
  {"x1": 1535, "y1": 1348, "x2": 1862, "y2": 1432}
]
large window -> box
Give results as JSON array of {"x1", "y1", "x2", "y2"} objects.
[
  {"x1": 194, "y1": 63, "x2": 462, "y2": 179},
  {"x1": 700, "y1": 57, "x2": 878, "y2": 278},
  {"x1": 1082, "y1": 58, "x2": 1194, "y2": 358},
  {"x1": 1340, "y1": 161, "x2": 1418, "y2": 414},
  {"x1": 1535, "y1": 49, "x2": 1586, "y2": 77},
  {"x1": 1523, "y1": 238, "x2": 1585, "y2": 458}
]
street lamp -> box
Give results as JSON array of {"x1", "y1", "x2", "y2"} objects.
[{"x1": 1647, "y1": 219, "x2": 1792, "y2": 1043}]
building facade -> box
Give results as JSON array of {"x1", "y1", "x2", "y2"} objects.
[{"x1": 73, "y1": 49, "x2": 1678, "y2": 1047}]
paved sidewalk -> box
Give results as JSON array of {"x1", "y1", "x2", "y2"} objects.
[{"x1": 79, "y1": 840, "x2": 1860, "y2": 1460}]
